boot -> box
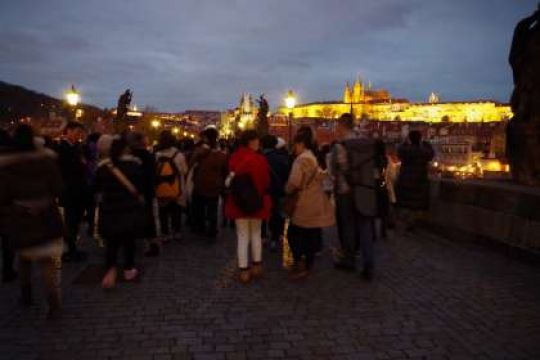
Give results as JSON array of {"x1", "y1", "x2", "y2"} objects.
[
  {"x1": 101, "y1": 268, "x2": 117, "y2": 289},
  {"x1": 288, "y1": 261, "x2": 309, "y2": 282},
  {"x1": 238, "y1": 269, "x2": 251, "y2": 284},
  {"x1": 251, "y1": 263, "x2": 263, "y2": 280}
]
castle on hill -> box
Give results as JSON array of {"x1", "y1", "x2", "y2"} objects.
[{"x1": 279, "y1": 77, "x2": 512, "y2": 123}]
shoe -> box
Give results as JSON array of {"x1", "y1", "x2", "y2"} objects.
[
  {"x1": 101, "y1": 268, "x2": 117, "y2": 289},
  {"x1": 361, "y1": 268, "x2": 374, "y2": 282},
  {"x1": 2, "y1": 270, "x2": 17, "y2": 283},
  {"x1": 144, "y1": 243, "x2": 160, "y2": 257},
  {"x1": 62, "y1": 250, "x2": 87, "y2": 263},
  {"x1": 334, "y1": 260, "x2": 356, "y2": 272},
  {"x1": 124, "y1": 268, "x2": 139, "y2": 281},
  {"x1": 251, "y1": 263, "x2": 263, "y2": 280},
  {"x1": 238, "y1": 269, "x2": 251, "y2": 284}
]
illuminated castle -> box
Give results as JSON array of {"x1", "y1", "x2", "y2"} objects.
[{"x1": 280, "y1": 77, "x2": 512, "y2": 123}]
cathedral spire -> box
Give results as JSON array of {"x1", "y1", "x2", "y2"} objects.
[
  {"x1": 353, "y1": 76, "x2": 363, "y2": 103},
  {"x1": 343, "y1": 81, "x2": 352, "y2": 104}
]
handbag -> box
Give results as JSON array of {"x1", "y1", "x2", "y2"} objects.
[{"x1": 282, "y1": 160, "x2": 319, "y2": 218}]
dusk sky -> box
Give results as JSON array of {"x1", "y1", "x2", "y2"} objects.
[{"x1": 0, "y1": 0, "x2": 537, "y2": 111}]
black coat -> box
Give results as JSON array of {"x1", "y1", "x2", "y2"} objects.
[
  {"x1": 55, "y1": 140, "x2": 88, "y2": 206},
  {"x1": 96, "y1": 155, "x2": 145, "y2": 238},
  {"x1": 0, "y1": 149, "x2": 64, "y2": 249},
  {"x1": 396, "y1": 142, "x2": 435, "y2": 211},
  {"x1": 264, "y1": 148, "x2": 290, "y2": 199}
]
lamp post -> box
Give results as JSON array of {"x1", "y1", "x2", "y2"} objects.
[
  {"x1": 65, "y1": 85, "x2": 81, "y2": 121},
  {"x1": 285, "y1": 90, "x2": 296, "y2": 145}
]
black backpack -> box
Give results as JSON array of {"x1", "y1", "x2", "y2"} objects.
[{"x1": 230, "y1": 173, "x2": 263, "y2": 215}]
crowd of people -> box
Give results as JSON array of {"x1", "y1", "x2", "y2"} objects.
[{"x1": 0, "y1": 113, "x2": 435, "y2": 318}]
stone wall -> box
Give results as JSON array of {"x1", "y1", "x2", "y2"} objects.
[{"x1": 427, "y1": 179, "x2": 540, "y2": 254}]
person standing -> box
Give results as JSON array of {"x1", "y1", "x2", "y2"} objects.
[
  {"x1": 0, "y1": 129, "x2": 17, "y2": 283},
  {"x1": 55, "y1": 121, "x2": 88, "y2": 262},
  {"x1": 225, "y1": 130, "x2": 271, "y2": 284},
  {"x1": 127, "y1": 132, "x2": 158, "y2": 256},
  {"x1": 395, "y1": 131, "x2": 435, "y2": 233},
  {"x1": 96, "y1": 137, "x2": 145, "y2": 289},
  {"x1": 285, "y1": 127, "x2": 334, "y2": 281},
  {"x1": 331, "y1": 114, "x2": 384, "y2": 281},
  {"x1": 0, "y1": 125, "x2": 64, "y2": 318},
  {"x1": 190, "y1": 127, "x2": 228, "y2": 239},
  {"x1": 262, "y1": 135, "x2": 290, "y2": 251},
  {"x1": 154, "y1": 130, "x2": 187, "y2": 240}
]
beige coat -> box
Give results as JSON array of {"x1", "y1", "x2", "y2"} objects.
[{"x1": 285, "y1": 150, "x2": 335, "y2": 228}]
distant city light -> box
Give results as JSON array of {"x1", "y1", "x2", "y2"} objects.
[
  {"x1": 151, "y1": 120, "x2": 161, "y2": 128},
  {"x1": 285, "y1": 90, "x2": 296, "y2": 110}
]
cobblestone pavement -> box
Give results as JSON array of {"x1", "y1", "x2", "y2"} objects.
[{"x1": 1, "y1": 227, "x2": 540, "y2": 360}]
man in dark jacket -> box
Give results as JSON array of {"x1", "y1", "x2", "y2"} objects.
[
  {"x1": 127, "y1": 132, "x2": 159, "y2": 256},
  {"x1": 0, "y1": 129, "x2": 17, "y2": 283},
  {"x1": 55, "y1": 121, "x2": 88, "y2": 262},
  {"x1": 262, "y1": 135, "x2": 290, "y2": 251},
  {"x1": 190, "y1": 128, "x2": 228, "y2": 239},
  {"x1": 395, "y1": 130, "x2": 435, "y2": 232}
]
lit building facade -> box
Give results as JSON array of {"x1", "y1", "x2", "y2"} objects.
[{"x1": 279, "y1": 78, "x2": 512, "y2": 123}]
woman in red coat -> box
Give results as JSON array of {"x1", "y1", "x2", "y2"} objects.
[{"x1": 225, "y1": 130, "x2": 271, "y2": 284}]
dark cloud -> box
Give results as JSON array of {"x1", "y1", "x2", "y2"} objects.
[{"x1": 0, "y1": 0, "x2": 537, "y2": 110}]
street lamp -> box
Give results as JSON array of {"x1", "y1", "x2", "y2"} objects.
[
  {"x1": 151, "y1": 119, "x2": 161, "y2": 129},
  {"x1": 284, "y1": 90, "x2": 296, "y2": 145},
  {"x1": 65, "y1": 85, "x2": 80, "y2": 107},
  {"x1": 65, "y1": 85, "x2": 81, "y2": 121}
]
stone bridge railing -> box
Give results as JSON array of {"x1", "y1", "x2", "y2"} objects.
[{"x1": 426, "y1": 179, "x2": 540, "y2": 254}]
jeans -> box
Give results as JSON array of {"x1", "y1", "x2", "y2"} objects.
[
  {"x1": 105, "y1": 236, "x2": 135, "y2": 270},
  {"x1": 287, "y1": 225, "x2": 321, "y2": 269},
  {"x1": 235, "y1": 219, "x2": 262, "y2": 269},
  {"x1": 335, "y1": 194, "x2": 375, "y2": 270},
  {"x1": 192, "y1": 194, "x2": 219, "y2": 236},
  {"x1": 63, "y1": 201, "x2": 85, "y2": 253},
  {"x1": 158, "y1": 201, "x2": 181, "y2": 235},
  {"x1": 268, "y1": 197, "x2": 285, "y2": 244}
]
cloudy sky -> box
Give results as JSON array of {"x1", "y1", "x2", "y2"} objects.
[{"x1": 0, "y1": 0, "x2": 537, "y2": 111}]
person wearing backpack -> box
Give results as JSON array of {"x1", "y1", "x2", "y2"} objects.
[
  {"x1": 154, "y1": 130, "x2": 187, "y2": 241},
  {"x1": 225, "y1": 130, "x2": 271, "y2": 284},
  {"x1": 331, "y1": 114, "x2": 385, "y2": 281},
  {"x1": 285, "y1": 127, "x2": 335, "y2": 281}
]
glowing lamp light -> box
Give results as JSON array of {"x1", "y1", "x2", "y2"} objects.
[
  {"x1": 65, "y1": 85, "x2": 80, "y2": 107},
  {"x1": 151, "y1": 120, "x2": 161, "y2": 129},
  {"x1": 285, "y1": 90, "x2": 296, "y2": 110},
  {"x1": 172, "y1": 127, "x2": 179, "y2": 135},
  {"x1": 183, "y1": 131, "x2": 188, "y2": 137}
]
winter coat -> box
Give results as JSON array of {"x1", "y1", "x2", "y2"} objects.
[
  {"x1": 55, "y1": 140, "x2": 88, "y2": 206},
  {"x1": 285, "y1": 150, "x2": 335, "y2": 228},
  {"x1": 191, "y1": 146, "x2": 228, "y2": 198},
  {"x1": 96, "y1": 155, "x2": 145, "y2": 238},
  {"x1": 225, "y1": 146, "x2": 271, "y2": 220},
  {"x1": 264, "y1": 148, "x2": 290, "y2": 199},
  {"x1": 131, "y1": 147, "x2": 156, "y2": 205},
  {"x1": 0, "y1": 149, "x2": 64, "y2": 249},
  {"x1": 396, "y1": 142, "x2": 435, "y2": 211}
]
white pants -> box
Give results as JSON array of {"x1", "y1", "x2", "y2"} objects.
[{"x1": 235, "y1": 219, "x2": 262, "y2": 269}]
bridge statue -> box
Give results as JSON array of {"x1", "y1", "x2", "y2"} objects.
[
  {"x1": 256, "y1": 94, "x2": 270, "y2": 136},
  {"x1": 507, "y1": 4, "x2": 540, "y2": 186},
  {"x1": 115, "y1": 89, "x2": 132, "y2": 132}
]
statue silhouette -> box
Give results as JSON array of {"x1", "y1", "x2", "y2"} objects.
[{"x1": 507, "y1": 4, "x2": 540, "y2": 185}]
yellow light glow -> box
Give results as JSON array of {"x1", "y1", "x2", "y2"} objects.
[
  {"x1": 151, "y1": 120, "x2": 161, "y2": 128},
  {"x1": 190, "y1": 134, "x2": 195, "y2": 139},
  {"x1": 172, "y1": 127, "x2": 179, "y2": 134},
  {"x1": 285, "y1": 90, "x2": 297, "y2": 110},
  {"x1": 183, "y1": 131, "x2": 188, "y2": 137},
  {"x1": 65, "y1": 86, "x2": 80, "y2": 107}
]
